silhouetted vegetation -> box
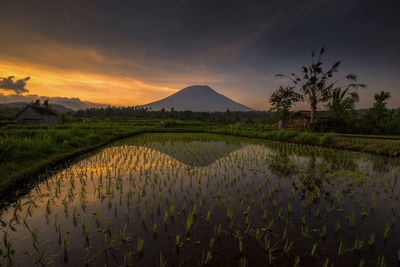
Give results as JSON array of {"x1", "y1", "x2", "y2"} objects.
[
  {"x1": 75, "y1": 107, "x2": 275, "y2": 124},
  {"x1": 361, "y1": 91, "x2": 400, "y2": 134},
  {"x1": 269, "y1": 48, "x2": 400, "y2": 135},
  {"x1": 269, "y1": 86, "x2": 301, "y2": 125},
  {"x1": 276, "y1": 47, "x2": 366, "y2": 126}
]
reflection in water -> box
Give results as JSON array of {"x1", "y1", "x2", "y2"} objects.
[
  {"x1": 126, "y1": 138, "x2": 248, "y2": 167},
  {"x1": 1, "y1": 133, "x2": 400, "y2": 266}
]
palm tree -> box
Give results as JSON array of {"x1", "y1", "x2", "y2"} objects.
[
  {"x1": 327, "y1": 88, "x2": 359, "y2": 131},
  {"x1": 277, "y1": 47, "x2": 366, "y2": 127}
]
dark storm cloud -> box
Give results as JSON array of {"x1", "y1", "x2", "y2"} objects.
[
  {"x1": 1, "y1": 0, "x2": 399, "y2": 67},
  {"x1": 0, "y1": 0, "x2": 399, "y2": 108},
  {"x1": 0, "y1": 76, "x2": 30, "y2": 94}
]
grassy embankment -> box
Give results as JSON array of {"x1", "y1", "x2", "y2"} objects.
[
  {"x1": 1, "y1": 120, "x2": 400, "y2": 203},
  {"x1": 207, "y1": 123, "x2": 400, "y2": 156}
]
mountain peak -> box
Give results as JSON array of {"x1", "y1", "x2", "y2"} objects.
[
  {"x1": 143, "y1": 85, "x2": 253, "y2": 112},
  {"x1": 181, "y1": 85, "x2": 214, "y2": 91},
  {"x1": 175, "y1": 85, "x2": 221, "y2": 98}
]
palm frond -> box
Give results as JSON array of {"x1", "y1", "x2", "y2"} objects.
[{"x1": 346, "y1": 74, "x2": 357, "y2": 81}]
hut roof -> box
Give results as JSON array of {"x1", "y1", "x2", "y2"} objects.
[{"x1": 16, "y1": 106, "x2": 58, "y2": 117}]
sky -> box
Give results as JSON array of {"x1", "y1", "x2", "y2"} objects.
[{"x1": 0, "y1": 0, "x2": 399, "y2": 110}]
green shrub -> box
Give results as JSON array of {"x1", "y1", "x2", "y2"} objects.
[
  {"x1": 265, "y1": 131, "x2": 278, "y2": 140},
  {"x1": 296, "y1": 132, "x2": 320, "y2": 144},
  {"x1": 320, "y1": 133, "x2": 337, "y2": 146},
  {"x1": 276, "y1": 130, "x2": 299, "y2": 141},
  {"x1": 164, "y1": 119, "x2": 205, "y2": 128}
]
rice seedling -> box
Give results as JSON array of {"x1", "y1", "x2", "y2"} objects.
[
  {"x1": 35, "y1": 246, "x2": 47, "y2": 265},
  {"x1": 377, "y1": 256, "x2": 386, "y2": 267},
  {"x1": 137, "y1": 236, "x2": 145, "y2": 257},
  {"x1": 310, "y1": 242, "x2": 318, "y2": 256},
  {"x1": 201, "y1": 250, "x2": 213, "y2": 265},
  {"x1": 239, "y1": 257, "x2": 247, "y2": 267},
  {"x1": 322, "y1": 258, "x2": 331, "y2": 267},
  {"x1": 383, "y1": 225, "x2": 390, "y2": 241},
  {"x1": 353, "y1": 238, "x2": 365, "y2": 251},
  {"x1": 119, "y1": 224, "x2": 130, "y2": 243},
  {"x1": 320, "y1": 225, "x2": 327, "y2": 240},
  {"x1": 175, "y1": 233, "x2": 183, "y2": 252},
  {"x1": 337, "y1": 242, "x2": 345, "y2": 256},
  {"x1": 215, "y1": 224, "x2": 222, "y2": 238},
  {"x1": 153, "y1": 223, "x2": 158, "y2": 238},
  {"x1": 209, "y1": 236, "x2": 215, "y2": 249},
  {"x1": 368, "y1": 233, "x2": 376, "y2": 247},
  {"x1": 156, "y1": 252, "x2": 167, "y2": 267},
  {"x1": 123, "y1": 251, "x2": 133, "y2": 266},
  {"x1": 334, "y1": 220, "x2": 341, "y2": 232},
  {"x1": 293, "y1": 255, "x2": 300, "y2": 267},
  {"x1": 398, "y1": 249, "x2": 400, "y2": 263},
  {"x1": 283, "y1": 238, "x2": 294, "y2": 255},
  {"x1": 83, "y1": 245, "x2": 92, "y2": 266},
  {"x1": 206, "y1": 210, "x2": 211, "y2": 223},
  {"x1": 170, "y1": 203, "x2": 175, "y2": 219},
  {"x1": 301, "y1": 226, "x2": 309, "y2": 238},
  {"x1": 186, "y1": 212, "x2": 194, "y2": 237},
  {"x1": 163, "y1": 211, "x2": 168, "y2": 225},
  {"x1": 236, "y1": 230, "x2": 244, "y2": 255},
  {"x1": 266, "y1": 219, "x2": 274, "y2": 232}
]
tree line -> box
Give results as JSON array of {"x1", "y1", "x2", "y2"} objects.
[{"x1": 75, "y1": 107, "x2": 275, "y2": 124}]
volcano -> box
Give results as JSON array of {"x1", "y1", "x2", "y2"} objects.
[{"x1": 142, "y1": 85, "x2": 253, "y2": 112}]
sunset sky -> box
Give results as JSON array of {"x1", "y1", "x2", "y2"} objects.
[{"x1": 0, "y1": 0, "x2": 399, "y2": 110}]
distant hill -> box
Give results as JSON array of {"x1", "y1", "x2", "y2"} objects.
[
  {"x1": 142, "y1": 85, "x2": 253, "y2": 112},
  {"x1": 0, "y1": 94, "x2": 108, "y2": 111},
  {"x1": 0, "y1": 102, "x2": 74, "y2": 113},
  {"x1": 48, "y1": 97, "x2": 108, "y2": 111}
]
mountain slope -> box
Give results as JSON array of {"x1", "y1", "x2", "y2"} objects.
[{"x1": 143, "y1": 85, "x2": 253, "y2": 112}]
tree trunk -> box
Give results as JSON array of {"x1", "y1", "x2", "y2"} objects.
[
  {"x1": 310, "y1": 103, "x2": 317, "y2": 130},
  {"x1": 278, "y1": 120, "x2": 284, "y2": 129}
]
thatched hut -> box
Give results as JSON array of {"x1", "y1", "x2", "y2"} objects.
[{"x1": 16, "y1": 106, "x2": 60, "y2": 125}]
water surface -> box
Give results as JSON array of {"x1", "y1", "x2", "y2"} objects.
[{"x1": 1, "y1": 133, "x2": 400, "y2": 266}]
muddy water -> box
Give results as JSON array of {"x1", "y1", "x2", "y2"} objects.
[{"x1": 1, "y1": 133, "x2": 400, "y2": 266}]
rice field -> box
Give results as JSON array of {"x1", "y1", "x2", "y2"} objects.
[{"x1": 1, "y1": 133, "x2": 400, "y2": 266}]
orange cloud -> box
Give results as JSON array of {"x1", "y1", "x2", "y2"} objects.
[
  {"x1": 0, "y1": 61, "x2": 179, "y2": 106},
  {"x1": 0, "y1": 26, "x2": 261, "y2": 108}
]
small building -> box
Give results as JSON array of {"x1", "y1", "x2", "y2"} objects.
[
  {"x1": 16, "y1": 106, "x2": 60, "y2": 125},
  {"x1": 283, "y1": 112, "x2": 311, "y2": 130},
  {"x1": 280, "y1": 111, "x2": 330, "y2": 131}
]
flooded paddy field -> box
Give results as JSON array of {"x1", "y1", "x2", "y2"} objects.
[{"x1": 1, "y1": 133, "x2": 400, "y2": 266}]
